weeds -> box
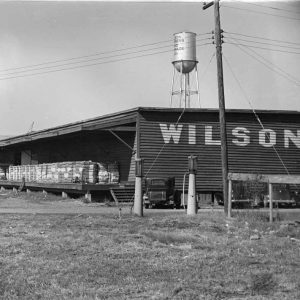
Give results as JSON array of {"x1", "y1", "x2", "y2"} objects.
[
  {"x1": 250, "y1": 272, "x2": 277, "y2": 296},
  {"x1": 0, "y1": 210, "x2": 299, "y2": 299}
]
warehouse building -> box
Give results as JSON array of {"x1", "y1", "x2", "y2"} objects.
[{"x1": 0, "y1": 107, "x2": 299, "y2": 203}]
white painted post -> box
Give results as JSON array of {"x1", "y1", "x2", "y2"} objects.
[
  {"x1": 26, "y1": 188, "x2": 31, "y2": 193},
  {"x1": 85, "y1": 191, "x2": 92, "y2": 203},
  {"x1": 62, "y1": 191, "x2": 68, "y2": 199},
  {"x1": 228, "y1": 179, "x2": 232, "y2": 218},
  {"x1": 134, "y1": 176, "x2": 143, "y2": 216},
  {"x1": 0, "y1": 186, "x2": 5, "y2": 192},
  {"x1": 187, "y1": 173, "x2": 197, "y2": 215},
  {"x1": 269, "y1": 183, "x2": 273, "y2": 223},
  {"x1": 133, "y1": 158, "x2": 143, "y2": 217},
  {"x1": 187, "y1": 155, "x2": 197, "y2": 215}
]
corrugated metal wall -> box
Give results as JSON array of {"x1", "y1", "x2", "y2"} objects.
[{"x1": 139, "y1": 110, "x2": 300, "y2": 192}]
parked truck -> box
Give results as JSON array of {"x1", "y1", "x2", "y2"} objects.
[{"x1": 143, "y1": 177, "x2": 179, "y2": 209}]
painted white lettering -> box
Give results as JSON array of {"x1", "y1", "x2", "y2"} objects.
[
  {"x1": 232, "y1": 127, "x2": 250, "y2": 146},
  {"x1": 284, "y1": 129, "x2": 300, "y2": 148},
  {"x1": 259, "y1": 129, "x2": 276, "y2": 147},
  {"x1": 159, "y1": 124, "x2": 183, "y2": 144},
  {"x1": 188, "y1": 125, "x2": 196, "y2": 144},
  {"x1": 205, "y1": 126, "x2": 221, "y2": 145}
]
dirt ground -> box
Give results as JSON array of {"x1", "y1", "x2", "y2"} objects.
[{"x1": 0, "y1": 189, "x2": 300, "y2": 218}]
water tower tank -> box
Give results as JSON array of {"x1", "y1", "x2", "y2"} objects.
[{"x1": 173, "y1": 32, "x2": 197, "y2": 74}]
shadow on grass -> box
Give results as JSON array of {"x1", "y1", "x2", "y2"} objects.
[{"x1": 142, "y1": 230, "x2": 197, "y2": 245}]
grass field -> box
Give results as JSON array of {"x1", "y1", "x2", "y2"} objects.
[{"x1": 0, "y1": 202, "x2": 300, "y2": 299}]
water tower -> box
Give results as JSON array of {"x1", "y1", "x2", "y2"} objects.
[{"x1": 170, "y1": 32, "x2": 200, "y2": 108}]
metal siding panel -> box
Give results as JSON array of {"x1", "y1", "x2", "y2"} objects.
[{"x1": 139, "y1": 111, "x2": 300, "y2": 192}]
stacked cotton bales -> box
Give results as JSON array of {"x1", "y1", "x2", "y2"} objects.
[
  {"x1": 0, "y1": 166, "x2": 7, "y2": 179},
  {"x1": 72, "y1": 161, "x2": 98, "y2": 184},
  {"x1": 8, "y1": 166, "x2": 22, "y2": 181},
  {"x1": 108, "y1": 162, "x2": 120, "y2": 184},
  {"x1": 98, "y1": 162, "x2": 110, "y2": 184},
  {"x1": 7, "y1": 161, "x2": 119, "y2": 184},
  {"x1": 97, "y1": 162, "x2": 120, "y2": 184}
]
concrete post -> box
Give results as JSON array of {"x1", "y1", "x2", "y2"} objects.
[
  {"x1": 85, "y1": 191, "x2": 92, "y2": 203},
  {"x1": 26, "y1": 188, "x2": 31, "y2": 193},
  {"x1": 133, "y1": 158, "x2": 143, "y2": 216},
  {"x1": 187, "y1": 155, "x2": 197, "y2": 215},
  {"x1": 187, "y1": 173, "x2": 197, "y2": 215},
  {"x1": 0, "y1": 186, "x2": 5, "y2": 192},
  {"x1": 62, "y1": 191, "x2": 68, "y2": 199},
  {"x1": 133, "y1": 176, "x2": 143, "y2": 216}
]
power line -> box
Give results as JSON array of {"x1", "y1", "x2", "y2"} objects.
[
  {"x1": 222, "y1": 5, "x2": 300, "y2": 21},
  {"x1": 199, "y1": 52, "x2": 215, "y2": 80},
  {"x1": 240, "y1": 2, "x2": 300, "y2": 15},
  {"x1": 0, "y1": 43, "x2": 213, "y2": 81},
  {"x1": 224, "y1": 36, "x2": 300, "y2": 50},
  {"x1": 226, "y1": 36, "x2": 300, "y2": 85},
  {"x1": 0, "y1": 32, "x2": 211, "y2": 74},
  {"x1": 223, "y1": 53, "x2": 291, "y2": 176},
  {"x1": 224, "y1": 31, "x2": 300, "y2": 47},
  {"x1": 225, "y1": 42, "x2": 300, "y2": 55},
  {"x1": 0, "y1": 39, "x2": 211, "y2": 77},
  {"x1": 225, "y1": 39, "x2": 300, "y2": 87},
  {"x1": 145, "y1": 106, "x2": 186, "y2": 177}
]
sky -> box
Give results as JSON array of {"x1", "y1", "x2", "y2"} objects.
[{"x1": 0, "y1": 0, "x2": 299, "y2": 136}]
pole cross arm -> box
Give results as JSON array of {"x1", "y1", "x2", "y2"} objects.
[{"x1": 203, "y1": 1, "x2": 214, "y2": 10}]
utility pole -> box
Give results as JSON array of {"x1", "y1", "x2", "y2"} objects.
[{"x1": 203, "y1": 0, "x2": 229, "y2": 215}]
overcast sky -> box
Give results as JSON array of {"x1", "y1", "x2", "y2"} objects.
[{"x1": 0, "y1": 0, "x2": 299, "y2": 135}]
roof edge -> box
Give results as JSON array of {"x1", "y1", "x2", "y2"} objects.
[{"x1": 1, "y1": 106, "x2": 300, "y2": 145}]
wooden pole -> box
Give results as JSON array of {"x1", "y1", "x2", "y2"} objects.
[
  {"x1": 269, "y1": 182, "x2": 273, "y2": 223},
  {"x1": 214, "y1": 0, "x2": 229, "y2": 215},
  {"x1": 228, "y1": 179, "x2": 232, "y2": 218}
]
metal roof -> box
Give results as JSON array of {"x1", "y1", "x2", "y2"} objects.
[{"x1": 1, "y1": 106, "x2": 299, "y2": 147}]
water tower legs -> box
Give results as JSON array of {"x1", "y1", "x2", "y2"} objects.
[{"x1": 170, "y1": 62, "x2": 200, "y2": 108}]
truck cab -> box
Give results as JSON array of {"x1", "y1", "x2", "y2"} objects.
[{"x1": 143, "y1": 177, "x2": 178, "y2": 208}]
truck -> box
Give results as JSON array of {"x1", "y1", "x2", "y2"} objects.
[{"x1": 143, "y1": 177, "x2": 180, "y2": 209}]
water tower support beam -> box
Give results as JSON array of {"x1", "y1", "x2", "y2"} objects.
[
  {"x1": 170, "y1": 67, "x2": 176, "y2": 107},
  {"x1": 195, "y1": 65, "x2": 201, "y2": 108},
  {"x1": 187, "y1": 74, "x2": 191, "y2": 108},
  {"x1": 184, "y1": 73, "x2": 187, "y2": 108},
  {"x1": 180, "y1": 61, "x2": 183, "y2": 108}
]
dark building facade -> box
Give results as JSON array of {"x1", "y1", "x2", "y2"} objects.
[{"x1": 0, "y1": 107, "x2": 299, "y2": 193}]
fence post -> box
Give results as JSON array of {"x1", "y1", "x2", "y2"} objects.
[
  {"x1": 269, "y1": 182, "x2": 273, "y2": 223},
  {"x1": 228, "y1": 179, "x2": 232, "y2": 218}
]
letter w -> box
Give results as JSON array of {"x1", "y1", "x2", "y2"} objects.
[{"x1": 159, "y1": 124, "x2": 183, "y2": 144}]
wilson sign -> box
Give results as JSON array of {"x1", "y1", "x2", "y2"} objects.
[{"x1": 159, "y1": 124, "x2": 300, "y2": 148}]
